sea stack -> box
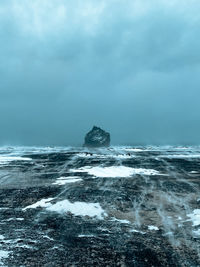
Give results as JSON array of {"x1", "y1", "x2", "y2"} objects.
[{"x1": 84, "y1": 126, "x2": 110, "y2": 147}]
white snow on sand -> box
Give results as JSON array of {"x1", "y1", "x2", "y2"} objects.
[
  {"x1": 130, "y1": 229, "x2": 146, "y2": 234},
  {"x1": 111, "y1": 218, "x2": 130, "y2": 224},
  {"x1": 163, "y1": 231, "x2": 173, "y2": 236},
  {"x1": 193, "y1": 229, "x2": 200, "y2": 236},
  {"x1": 159, "y1": 154, "x2": 200, "y2": 159},
  {"x1": 77, "y1": 153, "x2": 104, "y2": 158},
  {"x1": 23, "y1": 198, "x2": 54, "y2": 210},
  {"x1": 16, "y1": 218, "x2": 24, "y2": 221},
  {"x1": 148, "y1": 225, "x2": 159, "y2": 231},
  {"x1": 77, "y1": 153, "x2": 133, "y2": 159},
  {"x1": 0, "y1": 250, "x2": 9, "y2": 265},
  {"x1": 187, "y1": 209, "x2": 200, "y2": 226},
  {"x1": 111, "y1": 154, "x2": 133, "y2": 159},
  {"x1": 23, "y1": 197, "x2": 106, "y2": 220},
  {"x1": 123, "y1": 148, "x2": 143, "y2": 152},
  {"x1": 46, "y1": 200, "x2": 107, "y2": 219},
  {"x1": 53, "y1": 177, "x2": 82, "y2": 185},
  {"x1": 43, "y1": 235, "x2": 54, "y2": 241},
  {"x1": 71, "y1": 166, "x2": 160, "y2": 177},
  {"x1": 57, "y1": 176, "x2": 80, "y2": 180},
  {"x1": 78, "y1": 234, "x2": 95, "y2": 238},
  {"x1": 0, "y1": 156, "x2": 32, "y2": 164},
  {"x1": 4, "y1": 218, "x2": 24, "y2": 222}
]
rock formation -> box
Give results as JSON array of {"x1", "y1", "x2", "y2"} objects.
[{"x1": 84, "y1": 126, "x2": 110, "y2": 147}]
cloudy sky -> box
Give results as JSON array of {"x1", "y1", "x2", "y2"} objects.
[{"x1": 0, "y1": 0, "x2": 200, "y2": 146}]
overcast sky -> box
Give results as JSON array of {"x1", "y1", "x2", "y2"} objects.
[{"x1": 0, "y1": 0, "x2": 200, "y2": 146}]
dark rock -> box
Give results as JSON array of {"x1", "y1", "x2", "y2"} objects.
[{"x1": 84, "y1": 126, "x2": 110, "y2": 147}]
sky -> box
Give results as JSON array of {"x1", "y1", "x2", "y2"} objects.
[{"x1": 0, "y1": 0, "x2": 200, "y2": 146}]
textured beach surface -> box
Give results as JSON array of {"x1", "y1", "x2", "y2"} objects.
[{"x1": 0, "y1": 146, "x2": 200, "y2": 266}]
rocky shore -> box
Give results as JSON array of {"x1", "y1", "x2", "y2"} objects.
[{"x1": 0, "y1": 146, "x2": 200, "y2": 266}]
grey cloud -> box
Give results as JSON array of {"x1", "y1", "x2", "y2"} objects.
[{"x1": 0, "y1": 0, "x2": 200, "y2": 145}]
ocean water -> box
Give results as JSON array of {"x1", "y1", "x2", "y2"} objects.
[{"x1": 0, "y1": 145, "x2": 200, "y2": 266}]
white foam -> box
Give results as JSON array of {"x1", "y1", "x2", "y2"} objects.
[
  {"x1": 187, "y1": 209, "x2": 200, "y2": 226},
  {"x1": 71, "y1": 166, "x2": 160, "y2": 177},
  {"x1": 0, "y1": 235, "x2": 4, "y2": 240},
  {"x1": 46, "y1": 200, "x2": 107, "y2": 219},
  {"x1": 148, "y1": 225, "x2": 159, "y2": 231},
  {"x1": 23, "y1": 198, "x2": 54, "y2": 210}
]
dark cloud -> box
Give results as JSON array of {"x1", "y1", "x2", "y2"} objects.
[{"x1": 0, "y1": 0, "x2": 200, "y2": 145}]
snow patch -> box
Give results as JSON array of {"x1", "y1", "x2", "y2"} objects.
[
  {"x1": 130, "y1": 229, "x2": 146, "y2": 234},
  {"x1": 163, "y1": 231, "x2": 173, "y2": 236},
  {"x1": 148, "y1": 225, "x2": 159, "y2": 231},
  {"x1": 46, "y1": 200, "x2": 107, "y2": 219},
  {"x1": 160, "y1": 154, "x2": 200, "y2": 159},
  {"x1": 16, "y1": 218, "x2": 24, "y2": 221},
  {"x1": 43, "y1": 235, "x2": 54, "y2": 241},
  {"x1": 71, "y1": 166, "x2": 160, "y2": 178},
  {"x1": 0, "y1": 156, "x2": 32, "y2": 164},
  {"x1": 4, "y1": 218, "x2": 24, "y2": 222},
  {"x1": 0, "y1": 250, "x2": 9, "y2": 265},
  {"x1": 78, "y1": 234, "x2": 95, "y2": 238},
  {"x1": 111, "y1": 218, "x2": 130, "y2": 224},
  {"x1": 15, "y1": 244, "x2": 33, "y2": 249},
  {"x1": 112, "y1": 154, "x2": 133, "y2": 159},
  {"x1": 53, "y1": 177, "x2": 82, "y2": 185},
  {"x1": 187, "y1": 209, "x2": 200, "y2": 226},
  {"x1": 193, "y1": 229, "x2": 200, "y2": 236},
  {"x1": 23, "y1": 198, "x2": 54, "y2": 210},
  {"x1": 57, "y1": 176, "x2": 77, "y2": 180},
  {"x1": 123, "y1": 148, "x2": 143, "y2": 152},
  {"x1": 77, "y1": 153, "x2": 133, "y2": 159}
]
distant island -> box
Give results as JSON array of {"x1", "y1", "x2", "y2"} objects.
[{"x1": 84, "y1": 126, "x2": 110, "y2": 147}]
